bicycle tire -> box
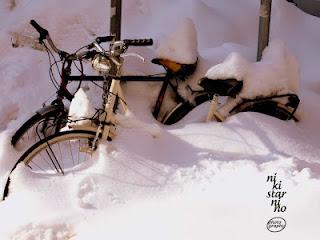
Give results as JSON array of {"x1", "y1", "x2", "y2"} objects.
[
  {"x1": 3, "y1": 129, "x2": 96, "y2": 200},
  {"x1": 11, "y1": 105, "x2": 68, "y2": 149},
  {"x1": 238, "y1": 101, "x2": 298, "y2": 121},
  {"x1": 162, "y1": 102, "x2": 194, "y2": 125},
  {"x1": 163, "y1": 93, "x2": 209, "y2": 125}
]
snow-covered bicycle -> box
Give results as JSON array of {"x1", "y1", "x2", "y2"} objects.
[
  {"x1": 11, "y1": 20, "x2": 207, "y2": 152},
  {"x1": 3, "y1": 21, "x2": 300, "y2": 200}
]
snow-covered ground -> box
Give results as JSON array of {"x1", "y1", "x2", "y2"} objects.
[{"x1": 0, "y1": 0, "x2": 320, "y2": 239}]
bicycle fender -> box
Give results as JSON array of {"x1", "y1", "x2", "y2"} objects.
[{"x1": 36, "y1": 105, "x2": 66, "y2": 117}]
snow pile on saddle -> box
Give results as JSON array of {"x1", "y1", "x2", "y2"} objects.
[
  {"x1": 205, "y1": 52, "x2": 249, "y2": 81},
  {"x1": 205, "y1": 40, "x2": 300, "y2": 99},
  {"x1": 155, "y1": 18, "x2": 198, "y2": 64}
]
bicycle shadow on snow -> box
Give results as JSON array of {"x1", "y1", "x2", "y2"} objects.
[
  {"x1": 226, "y1": 113, "x2": 320, "y2": 176},
  {"x1": 106, "y1": 119, "x2": 279, "y2": 179}
]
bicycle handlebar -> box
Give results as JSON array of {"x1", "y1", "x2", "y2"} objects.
[
  {"x1": 96, "y1": 36, "x2": 115, "y2": 44},
  {"x1": 30, "y1": 19, "x2": 49, "y2": 41},
  {"x1": 30, "y1": 19, "x2": 153, "y2": 61},
  {"x1": 68, "y1": 50, "x2": 98, "y2": 61},
  {"x1": 123, "y1": 39, "x2": 153, "y2": 46},
  {"x1": 87, "y1": 36, "x2": 115, "y2": 49},
  {"x1": 30, "y1": 19, "x2": 99, "y2": 61},
  {"x1": 30, "y1": 19, "x2": 63, "y2": 56}
]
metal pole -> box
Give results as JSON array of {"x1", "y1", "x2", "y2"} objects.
[
  {"x1": 110, "y1": 0, "x2": 122, "y2": 40},
  {"x1": 257, "y1": 0, "x2": 272, "y2": 61}
]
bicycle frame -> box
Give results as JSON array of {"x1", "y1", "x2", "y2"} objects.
[
  {"x1": 68, "y1": 72, "x2": 188, "y2": 121},
  {"x1": 56, "y1": 59, "x2": 79, "y2": 102},
  {"x1": 204, "y1": 93, "x2": 300, "y2": 123},
  {"x1": 206, "y1": 95, "x2": 225, "y2": 122},
  {"x1": 67, "y1": 67, "x2": 201, "y2": 144},
  {"x1": 66, "y1": 76, "x2": 141, "y2": 143},
  {"x1": 49, "y1": 59, "x2": 178, "y2": 124}
]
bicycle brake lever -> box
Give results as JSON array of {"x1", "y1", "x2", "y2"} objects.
[{"x1": 121, "y1": 53, "x2": 145, "y2": 62}]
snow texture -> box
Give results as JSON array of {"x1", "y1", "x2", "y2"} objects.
[
  {"x1": 205, "y1": 40, "x2": 300, "y2": 99},
  {"x1": 155, "y1": 18, "x2": 198, "y2": 64},
  {"x1": 0, "y1": 0, "x2": 320, "y2": 239},
  {"x1": 68, "y1": 88, "x2": 96, "y2": 126}
]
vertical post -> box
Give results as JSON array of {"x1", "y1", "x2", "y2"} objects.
[
  {"x1": 110, "y1": 0, "x2": 122, "y2": 41},
  {"x1": 257, "y1": 0, "x2": 272, "y2": 61}
]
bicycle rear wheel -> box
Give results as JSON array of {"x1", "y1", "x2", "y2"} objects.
[
  {"x1": 11, "y1": 105, "x2": 68, "y2": 150},
  {"x1": 236, "y1": 101, "x2": 298, "y2": 121},
  {"x1": 3, "y1": 129, "x2": 97, "y2": 200}
]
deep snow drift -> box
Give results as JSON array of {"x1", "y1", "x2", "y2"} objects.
[{"x1": 0, "y1": 0, "x2": 320, "y2": 239}]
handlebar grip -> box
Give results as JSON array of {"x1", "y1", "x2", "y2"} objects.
[
  {"x1": 96, "y1": 36, "x2": 115, "y2": 44},
  {"x1": 30, "y1": 20, "x2": 49, "y2": 40},
  {"x1": 123, "y1": 39, "x2": 153, "y2": 46}
]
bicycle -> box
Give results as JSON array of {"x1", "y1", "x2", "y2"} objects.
[
  {"x1": 10, "y1": 20, "x2": 114, "y2": 150},
  {"x1": 198, "y1": 77, "x2": 300, "y2": 122},
  {"x1": 3, "y1": 20, "x2": 300, "y2": 200},
  {"x1": 3, "y1": 20, "x2": 209, "y2": 199},
  {"x1": 11, "y1": 20, "x2": 208, "y2": 152}
]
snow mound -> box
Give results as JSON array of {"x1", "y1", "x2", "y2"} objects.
[
  {"x1": 205, "y1": 52, "x2": 250, "y2": 81},
  {"x1": 205, "y1": 40, "x2": 300, "y2": 99},
  {"x1": 68, "y1": 88, "x2": 95, "y2": 125},
  {"x1": 155, "y1": 18, "x2": 198, "y2": 64}
]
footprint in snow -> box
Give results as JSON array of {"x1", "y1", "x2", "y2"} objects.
[
  {"x1": 77, "y1": 177, "x2": 98, "y2": 209},
  {"x1": 77, "y1": 176, "x2": 124, "y2": 209},
  {"x1": 11, "y1": 223, "x2": 73, "y2": 240}
]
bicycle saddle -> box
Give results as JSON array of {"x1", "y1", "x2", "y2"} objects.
[
  {"x1": 199, "y1": 77, "x2": 243, "y2": 98},
  {"x1": 152, "y1": 58, "x2": 197, "y2": 77}
]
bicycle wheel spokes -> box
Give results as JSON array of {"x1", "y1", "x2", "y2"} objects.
[{"x1": 23, "y1": 130, "x2": 96, "y2": 175}]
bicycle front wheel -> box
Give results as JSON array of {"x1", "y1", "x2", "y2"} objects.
[
  {"x1": 11, "y1": 105, "x2": 68, "y2": 150},
  {"x1": 3, "y1": 130, "x2": 97, "y2": 200},
  {"x1": 18, "y1": 130, "x2": 96, "y2": 174}
]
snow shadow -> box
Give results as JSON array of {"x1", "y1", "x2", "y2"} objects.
[{"x1": 222, "y1": 113, "x2": 320, "y2": 177}]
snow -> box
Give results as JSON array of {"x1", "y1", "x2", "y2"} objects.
[
  {"x1": 205, "y1": 40, "x2": 300, "y2": 99},
  {"x1": 205, "y1": 51, "x2": 250, "y2": 81},
  {"x1": 155, "y1": 18, "x2": 198, "y2": 64},
  {"x1": 68, "y1": 88, "x2": 95, "y2": 126},
  {"x1": 0, "y1": 0, "x2": 320, "y2": 239}
]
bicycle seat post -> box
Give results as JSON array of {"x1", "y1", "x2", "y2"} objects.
[{"x1": 206, "y1": 94, "x2": 225, "y2": 122}]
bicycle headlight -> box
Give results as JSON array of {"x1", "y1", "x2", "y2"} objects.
[{"x1": 92, "y1": 54, "x2": 111, "y2": 73}]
